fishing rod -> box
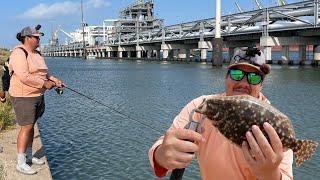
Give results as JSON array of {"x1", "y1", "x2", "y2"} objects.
[
  {"x1": 54, "y1": 86, "x2": 162, "y2": 135},
  {"x1": 170, "y1": 110, "x2": 202, "y2": 180}
]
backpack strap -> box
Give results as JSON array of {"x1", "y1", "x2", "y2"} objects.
[
  {"x1": 17, "y1": 47, "x2": 28, "y2": 59},
  {"x1": 34, "y1": 49, "x2": 41, "y2": 56},
  {"x1": 8, "y1": 47, "x2": 29, "y2": 76},
  {"x1": 13, "y1": 47, "x2": 41, "y2": 59}
]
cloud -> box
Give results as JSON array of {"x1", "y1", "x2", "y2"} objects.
[
  {"x1": 18, "y1": 0, "x2": 111, "y2": 20},
  {"x1": 18, "y1": 2, "x2": 78, "y2": 20},
  {"x1": 88, "y1": 0, "x2": 111, "y2": 8}
]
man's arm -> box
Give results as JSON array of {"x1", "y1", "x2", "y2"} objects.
[{"x1": 148, "y1": 95, "x2": 207, "y2": 177}]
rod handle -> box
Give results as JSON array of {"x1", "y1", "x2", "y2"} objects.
[
  {"x1": 170, "y1": 168, "x2": 185, "y2": 180},
  {"x1": 169, "y1": 120, "x2": 200, "y2": 180}
]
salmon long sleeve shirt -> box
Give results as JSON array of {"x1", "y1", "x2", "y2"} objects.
[
  {"x1": 148, "y1": 93, "x2": 294, "y2": 180},
  {"x1": 9, "y1": 45, "x2": 58, "y2": 97}
]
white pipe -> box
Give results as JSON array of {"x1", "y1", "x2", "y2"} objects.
[
  {"x1": 234, "y1": 1, "x2": 243, "y2": 13},
  {"x1": 255, "y1": 0, "x2": 262, "y2": 9},
  {"x1": 215, "y1": 0, "x2": 221, "y2": 38},
  {"x1": 103, "y1": 21, "x2": 106, "y2": 43}
]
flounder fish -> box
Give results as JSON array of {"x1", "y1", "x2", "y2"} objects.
[{"x1": 195, "y1": 95, "x2": 318, "y2": 166}]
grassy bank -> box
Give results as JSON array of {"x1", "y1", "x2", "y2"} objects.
[
  {"x1": 0, "y1": 164, "x2": 5, "y2": 180},
  {"x1": 0, "y1": 99, "x2": 15, "y2": 131},
  {"x1": 0, "y1": 48, "x2": 14, "y2": 131},
  {"x1": 0, "y1": 48, "x2": 10, "y2": 64}
]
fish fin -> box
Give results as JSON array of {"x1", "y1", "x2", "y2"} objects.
[
  {"x1": 293, "y1": 139, "x2": 318, "y2": 167},
  {"x1": 195, "y1": 98, "x2": 206, "y2": 114}
]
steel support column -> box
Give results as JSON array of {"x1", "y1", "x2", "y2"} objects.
[{"x1": 213, "y1": 0, "x2": 223, "y2": 66}]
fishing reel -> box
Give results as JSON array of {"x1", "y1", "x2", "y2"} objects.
[{"x1": 55, "y1": 87, "x2": 64, "y2": 95}]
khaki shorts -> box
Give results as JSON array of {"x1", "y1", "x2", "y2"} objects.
[{"x1": 11, "y1": 96, "x2": 45, "y2": 126}]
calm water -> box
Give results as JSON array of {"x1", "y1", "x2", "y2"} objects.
[{"x1": 39, "y1": 58, "x2": 320, "y2": 180}]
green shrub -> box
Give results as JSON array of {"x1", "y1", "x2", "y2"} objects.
[
  {"x1": 0, "y1": 48, "x2": 10, "y2": 65},
  {"x1": 0, "y1": 164, "x2": 5, "y2": 180},
  {"x1": 0, "y1": 97, "x2": 15, "y2": 131}
]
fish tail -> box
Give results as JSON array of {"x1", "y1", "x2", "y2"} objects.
[{"x1": 292, "y1": 139, "x2": 318, "y2": 167}]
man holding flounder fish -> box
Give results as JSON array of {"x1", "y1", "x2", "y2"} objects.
[{"x1": 149, "y1": 47, "x2": 318, "y2": 180}]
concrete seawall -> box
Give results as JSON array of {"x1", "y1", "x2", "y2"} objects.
[{"x1": 0, "y1": 124, "x2": 52, "y2": 180}]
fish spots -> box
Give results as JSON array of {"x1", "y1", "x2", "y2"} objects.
[
  {"x1": 253, "y1": 113, "x2": 257, "y2": 119},
  {"x1": 213, "y1": 112, "x2": 220, "y2": 119},
  {"x1": 196, "y1": 95, "x2": 318, "y2": 166}
]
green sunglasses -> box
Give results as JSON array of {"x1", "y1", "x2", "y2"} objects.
[{"x1": 228, "y1": 69, "x2": 263, "y2": 85}]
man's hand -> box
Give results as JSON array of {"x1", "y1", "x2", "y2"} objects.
[
  {"x1": 154, "y1": 128, "x2": 204, "y2": 170},
  {"x1": 48, "y1": 77, "x2": 65, "y2": 88},
  {"x1": 54, "y1": 79, "x2": 65, "y2": 88},
  {"x1": 242, "y1": 122, "x2": 284, "y2": 180},
  {"x1": 43, "y1": 80, "x2": 55, "y2": 90}
]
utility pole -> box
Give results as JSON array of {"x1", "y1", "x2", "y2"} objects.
[
  {"x1": 212, "y1": 0, "x2": 223, "y2": 66},
  {"x1": 81, "y1": 0, "x2": 87, "y2": 59}
]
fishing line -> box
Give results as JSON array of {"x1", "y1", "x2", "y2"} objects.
[{"x1": 57, "y1": 86, "x2": 162, "y2": 135}]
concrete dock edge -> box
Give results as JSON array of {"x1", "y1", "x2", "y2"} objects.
[{"x1": 0, "y1": 124, "x2": 52, "y2": 180}]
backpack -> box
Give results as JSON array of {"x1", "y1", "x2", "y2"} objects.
[{"x1": 1, "y1": 47, "x2": 29, "y2": 91}]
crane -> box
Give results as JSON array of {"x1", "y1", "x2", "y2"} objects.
[
  {"x1": 58, "y1": 27, "x2": 74, "y2": 39},
  {"x1": 50, "y1": 25, "x2": 76, "y2": 46},
  {"x1": 50, "y1": 26, "x2": 60, "y2": 46}
]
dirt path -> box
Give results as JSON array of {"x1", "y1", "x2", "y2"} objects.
[{"x1": 0, "y1": 124, "x2": 52, "y2": 180}]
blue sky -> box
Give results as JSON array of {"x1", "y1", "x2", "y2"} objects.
[{"x1": 0, "y1": 0, "x2": 300, "y2": 48}]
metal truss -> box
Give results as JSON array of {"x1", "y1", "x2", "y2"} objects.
[
  {"x1": 105, "y1": 0, "x2": 319, "y2": 46},
  {"x1": 43, "y1": 0, "x2": 320, "y2": 52}
]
